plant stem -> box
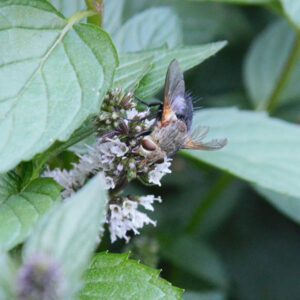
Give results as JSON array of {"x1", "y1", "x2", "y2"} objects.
[
  {"x1": 185, "y1": 173, "x2": 232, "y2": 234},
  {"x1": 85, "y1": 0, "x2": 103, "y2": 26},
  {"x1": 68, "y1": 9, "x2": 97, "y2": 25},
  {"x1": 261, "y1": 31, "x2": 300, "y2": 113}
]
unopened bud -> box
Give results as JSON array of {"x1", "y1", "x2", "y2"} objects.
[{"x1": 17, "y1": 254, "x2": 64, "y2": 300}]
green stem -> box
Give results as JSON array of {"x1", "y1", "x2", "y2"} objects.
[
  {"x1": 261, "y1": 31, "x2": 300, "y2": 113},
  {"x1": 85, "y1": 0, "x2": 103, "y2": 26},
  {"x1": 185, "y1": 173, "x2": 232, "y2": 234},
  {"x1": 68, "y1": 9, "x2": 97, "y2": 24}
]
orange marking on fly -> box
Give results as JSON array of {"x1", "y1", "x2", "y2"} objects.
[{"x1": 138, "y1": 59, "x2": 227, "y2": 163}]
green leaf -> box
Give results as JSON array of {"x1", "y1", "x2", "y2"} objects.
[
  {"x1": 114, "y1": 42, "x2": 227, "y2": 96},
  {"x1": 187, "y1": 178, "x2": 244, "y2": 235},
  {"x1": 244, "y1": 20, "x2": 300, "y2": 111},
  {"x1": 172, "y1": 1, "x2": 251, "y2": 45},
  {"x1": 254, "y1": 185, "x2": 300, "y2": 224},
  {"x1": 79, "y1": 252, "x2": 183, "y2": 300},
  {"x1": 113, "y1": 7, "x2": 183, "y2": 53},
  {"x1": 103, "y1": 0, "x2": 125, "y2": 35},
  {"x1": 136, "y1": 42, "x2": 227, "y2": 99},
  {"x1": 161, "y1": 237, "x2": 227, "y2": 288},
  {"x1": 281, "y1": 0, "x2": 300, "y2": 29},
  {"x1": 184, "y1": 291, "x2": 225, "y2": 300},
  {"x1": 0, "y1": 0, "x2": 118, "y2": 173},
  {"x1": 49, "y1": 0, "x2": 86, "y2": 17},
  {"x1": 23, "y1": 175, "x2": 108, "y2": 298},
  {"x1": 68, "y1": 133, "x2": 97, "y2": 155},
  {"x1": 0, "y1": 174, "x2": 61, "y2": 251},
  {"x1": 0, "y1": 252, "x2": 17, "y2": 300},
  {"x1": 113, "y1": 53, "x2": 154, "y2": 91},
  {"x1": 215, "y1": 194, "x2": 300, "y2": 300},
  {"x1": 0, "y1": 171, "x2": 20, "y2": 202},
  {"x1": 189, "y1": 0, "x2": 273, "y2": 4},
  {"x1": 122, "y1": 0, "x2": 252, "y2": 45},
  {"x1": 183, "y1": 107, "x2": 300, "y2": 199},
  {"x1": 32, "y1": 117, "x2": 95, "y2": 176}
]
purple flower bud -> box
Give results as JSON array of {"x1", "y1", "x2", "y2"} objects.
[{"x1": 17, "y1": 253, "x2": 64, "y2": 300}]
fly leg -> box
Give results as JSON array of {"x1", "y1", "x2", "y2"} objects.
[
  {"x1": 134, "y1": 94, "x2": 162, "y2": 108},
  {"x1": 132, "y1": 130, "x2": 152, "y2": 138}
]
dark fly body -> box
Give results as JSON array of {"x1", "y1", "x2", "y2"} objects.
[{"x1": 138, "y1": 59, "x2": 227, "y2": 163}]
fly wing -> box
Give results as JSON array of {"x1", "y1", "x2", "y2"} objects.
[
  {"x1": 184, "y1": 138, "x2": 228, "y2": 150},
  {"x1": 162, "y1": 59, "x2": 188, "y2": 125},
  {"x1": 182, "y1": 126, "x2": 227, "y2": 150}
]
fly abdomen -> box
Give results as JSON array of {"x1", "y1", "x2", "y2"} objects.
[
  {"x1": 174, "y1": 92, "x2": 193, "y2": 131},
  {"x1": 151, "y1": 120, "x2": 187, "y2": 156}
]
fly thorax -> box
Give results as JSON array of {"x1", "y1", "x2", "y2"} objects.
[{"x1": 151, "y1": 120, "x2": 187, "y2": 156}]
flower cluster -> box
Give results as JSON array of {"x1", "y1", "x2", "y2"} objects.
[
  {"x1": 44, "y1": 89, "x2": 172, "y2": 242},
  {"x1": 44, "y1": 138, "x2": 130, "y2": 198},
  {"x1": 17, "y1": 254, "x2": 64, "y2": 300},
  {"x1": 109, "y1": 195, "x2": 161, "y2": 243}
]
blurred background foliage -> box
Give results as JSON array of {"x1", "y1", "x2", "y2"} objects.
[{"x1": 50, "y1": 0, "x2": 300, "y2": 299}]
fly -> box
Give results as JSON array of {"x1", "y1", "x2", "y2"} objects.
[{"x1": 138, "y1": 59, "x2": 227, "y2": 163}]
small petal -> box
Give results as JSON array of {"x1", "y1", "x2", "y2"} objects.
[
  {"x1": 108, "y1": 197, "x2": 158, "y2": 243},
  {"x1": 144, "y1": 118, "x2": 156, "y2": 129},
  {"x1": 148, "y1": 157, "x2": 172, "y2": 186},
  {"x1": 138, "y1": 195, "x2": 162, "y2": 211},
  {"x1": 105, "y1": 176, "x2": 115, "y2": 190},
  {"x1": 126, "y1": 108, "x2": 139, "y2": 119}
]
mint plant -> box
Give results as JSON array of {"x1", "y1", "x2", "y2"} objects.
[{"x1": 1, "y1": 0, "x2": 300, "y2": 299}]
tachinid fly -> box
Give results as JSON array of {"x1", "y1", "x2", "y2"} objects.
[{"x1": 138, "y1": 59, "x2": 227, "y2": 163}]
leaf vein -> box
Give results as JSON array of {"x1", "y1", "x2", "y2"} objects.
[
  {"x1": 0, "y1": 56, "x2": 41, "y2": 70},
  {"x1": 0, "y1": 26, "x2": 63, "y2": 32},
  {"x1": 1, "y1": 15, "x2": 77, "y2": 120},
  {"x1": 0, "y1": 10, "x2": 12, "y2": 25},
  {"x1": 19, "y1": 193, "x2": 41, "y2": 216}
]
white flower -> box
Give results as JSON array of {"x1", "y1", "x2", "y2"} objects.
[
  {"x1": 138, "y1": 195, "x2": 162, "y2": 211},
  {"x1": 105, "y1": 176, "x2": 115, "y2": 189},
  {"x1": 44, "y1": 135, "x2": 132, "y2": 197},
  {"x1": 126, "y1": 107, "x2": 150, "y2": 120},
  {"x1": 110, "y1": 205, "x2": 122, "y2": 221},
  {"x1": 122, "y1": 199, "x2": 138, "y2": 215},
  {"x1": 106, "y1": 138, "x2": 128, "y2": 157},
  {"x1": 108, "y1": 197, "x2": 158, "y2": 243},
  {"x1": 126, "y1": 108, "x2": 139, "y2": 120},
  {"x1": 129, "y1": 140, "x2": 136, "y2": 147},
  {"x1": 97, "y1": 141, "x2": 116, "y2": 159},
  {"x1": 117, "y1": 164, "x2": 123, "y2": 171},
  {"x1": 109, "y1": 205, "x2": 127, "y2": 243},
  {"x1": 137, "y1": 109, "x2": 150, "y2": 119},
  {"x1": 131, "y1": 210, "x2": 156, "y2": 229},
  {"x1": 148, "y1": 157, "x2": 172, "y2": 186},
  {"x1": 43, "y1": 169, "x2": 71, "y2": 189},
  {"x1": 144, "y1": 118, "x2": 156, "y2": 129}
]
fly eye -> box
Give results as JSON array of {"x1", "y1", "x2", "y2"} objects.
[{"x1": 141, "y1": 139, "x2": 156, "y2": 151}]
